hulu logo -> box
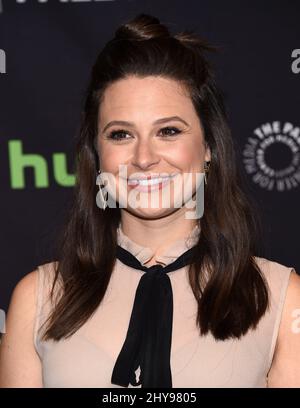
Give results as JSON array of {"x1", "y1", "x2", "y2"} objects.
[{"x1": 8, "y1": 140, "x2": 75, "y2": 189}]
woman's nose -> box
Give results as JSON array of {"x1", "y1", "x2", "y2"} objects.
[{"x1": 131, "y1": 139, "x2": 160, "y2": 170}]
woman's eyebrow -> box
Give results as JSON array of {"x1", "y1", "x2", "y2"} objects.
[{"x1": 101, "y1": 116, "x2": 189, "y2": 133}]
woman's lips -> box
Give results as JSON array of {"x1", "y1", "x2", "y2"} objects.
[
  {"x1": 128, "y1": 178, "x2": 171, "y2": 192},
  {"x1": 124, "y1": 174, "x2": 178, "y2": 193}
]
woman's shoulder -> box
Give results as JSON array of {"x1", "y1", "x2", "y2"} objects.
[
  {"x1": 260, "y1": 257, "x2": 300, "y2": 386},
  {"x1": 35, "y1": 260, "x2": 63, "y2": 299},
  {"x1": 0, "y1": 267, "x2": 46, "y2": 386},
  {"x1": 253, "y1": 255, "x2": 300, "y2": 325},
  {"x1": 253, "y1": 255, "x2": 295, "y2": 270},
  {"x1": 36, "y1": 260, "x2": 59, "y2": 275},
  {"x1": 253, "y1": 255, "x2": 297, "y2": 285},
  {"x1": 11, "y1": 261, "x2": 60, "y2": 305}
]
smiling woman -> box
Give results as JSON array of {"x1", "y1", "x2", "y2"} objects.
[
  {"x1": 0, "y1": 13, "x2": 299, "y2": 389},
  {"x1": 96, "y1": 74, "x2": 209, "y2": 215}
]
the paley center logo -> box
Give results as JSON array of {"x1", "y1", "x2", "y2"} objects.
[
  {"x1": 0, "y1": 0, "x2": 116, "y2": 13},
  {"x1": 243, "y1": 121, "x2": 300, "y2": 191}
]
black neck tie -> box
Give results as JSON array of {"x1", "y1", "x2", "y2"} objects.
[{"x1": 111, "y1": 244, "x2": 197, "y2": 388}]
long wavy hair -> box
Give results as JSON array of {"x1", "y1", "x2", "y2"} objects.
[{"x1": 40, "y1": 13, "x2": 269, "y2": 342}]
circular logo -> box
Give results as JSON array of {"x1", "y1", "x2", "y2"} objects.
[{"x1": 242, "y1": 121, "x2": 300, "y2": 191}]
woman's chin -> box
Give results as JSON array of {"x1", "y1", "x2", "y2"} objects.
[{"x1": 124, "y1": 206, "x2": 178, "y2": 220}]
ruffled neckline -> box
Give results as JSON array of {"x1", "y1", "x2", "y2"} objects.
[{"x1": 116, "y1": 224, "x2": 201, "y2": 266}]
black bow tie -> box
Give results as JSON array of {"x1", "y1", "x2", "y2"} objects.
[{"x1": 111, "y1": 244, "x2": 196, "y2": 388}]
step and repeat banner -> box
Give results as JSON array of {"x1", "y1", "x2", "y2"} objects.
[{"x1": 0, "y1": 0, "x2": 299, "y2": 323}]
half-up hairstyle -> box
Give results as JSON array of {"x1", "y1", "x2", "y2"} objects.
[{"x1": 40, "y1": 13, "x2": 269, "y2": 342}]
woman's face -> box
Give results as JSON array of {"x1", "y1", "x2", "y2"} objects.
[{"x1": 97, "y1": 75, "x2": 211, "y2": 219}]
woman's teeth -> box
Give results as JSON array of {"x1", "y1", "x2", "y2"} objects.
[{"x1": 128, "y1": 177, "x2": 173, "y2": 186}]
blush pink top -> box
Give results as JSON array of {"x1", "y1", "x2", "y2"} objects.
[{"x1": 33, "y1": 224, "x2": 294, "y2": 388}]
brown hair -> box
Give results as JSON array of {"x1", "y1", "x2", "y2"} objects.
[{"x1": 40, "y1": 13, "x2": 269, "y2": 342}]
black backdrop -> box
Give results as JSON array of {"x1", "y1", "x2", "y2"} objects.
[{"x1": 0, "y1": 0, "x2": 299, "y2": 319}]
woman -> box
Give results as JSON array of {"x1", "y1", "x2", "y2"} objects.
[{"x1": 0, "y1": 13, "x2": 299, "y2": 388}]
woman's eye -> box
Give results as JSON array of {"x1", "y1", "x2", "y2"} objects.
[
  {"x1": 106, "y1": 126, "x2": 181, "y2": 141},
  {"x1": 159, "y1": 127, "x2": 182, "y2": 137},
  {"x1": 107, "y1": 129, "x2": 131, "y2": 141}
]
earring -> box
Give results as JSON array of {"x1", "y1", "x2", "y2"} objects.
[
  {"x1": 96, "y1": 169, "x2": 108, "y2": 210},
  {"x1": 204, "y1": 161, "x2": 210, "y2": 186}
]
